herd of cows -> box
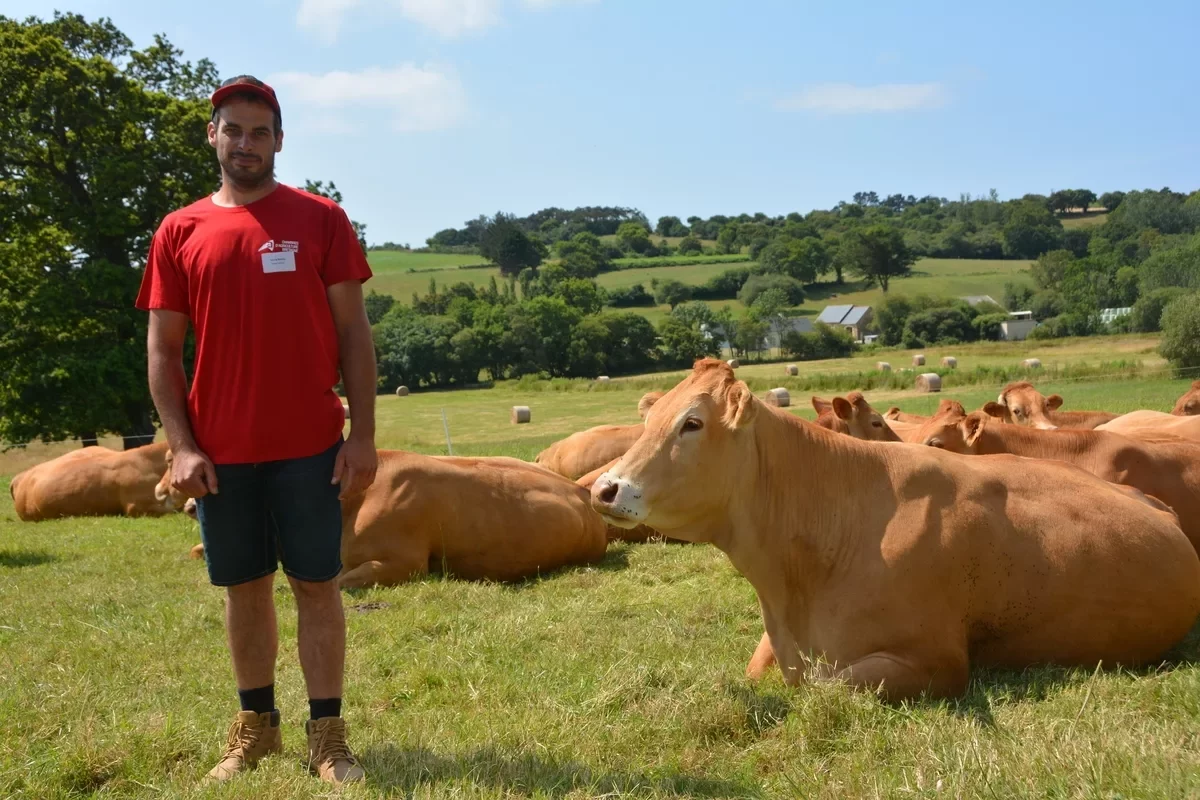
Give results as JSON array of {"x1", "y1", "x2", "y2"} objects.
[{"x1": 7, "y1": 372, "x2": 1200, "y2": 701}]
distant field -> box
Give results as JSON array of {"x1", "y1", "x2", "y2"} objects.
[
  {"x1": 368, "y1": 255, "x2": 1036, "y2": 328},
  {"x1": 1061, "y1": 211, "x2": 1109, "y2": 229},
  {"x1": 369, "y1": 250, "x2": 491, "y2": 271}
]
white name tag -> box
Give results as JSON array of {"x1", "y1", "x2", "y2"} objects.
[{"x1": 261, "y1": 251, "x2": 296, "y2": 273}]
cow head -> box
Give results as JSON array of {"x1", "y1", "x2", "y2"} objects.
[
  {"x1": 154, "y1": 450, "x2": 189, "y2": 512},
  {"x1": 1172, "y1": 380, "x2": 1200, "y2": 416},
  {"x1": 638, "y1": 391, "x2": 665, "y2": 420},
  {"x1": 990, "y1": 381, "x2": 1061, "y2": 430},
  {"x1": 591, "y1": 359, "x2": 756, "y2": 538},
  {"x1": 831, "y1": 392, "x2": 901, "y2": 442},
  {"x1": 914, "y1": 400, "x2": 982, "y2": 453}
]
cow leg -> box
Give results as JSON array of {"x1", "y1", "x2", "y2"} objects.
[
  {"x1": 831, "y1": 651, "x2": 968, "y2": 702},
  {"x1": 336, "y1": 557, "x2": 427, "y2": 590},
  {"x1": 745, "y1": 631, "x2": 777, "y2": 680}
]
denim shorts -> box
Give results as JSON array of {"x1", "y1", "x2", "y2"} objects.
[{"x1": 195, "y1": 438, "x2": 344, "y2": 586}]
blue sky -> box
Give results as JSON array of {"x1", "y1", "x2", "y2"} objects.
[{"x1": 11, "y1": 0, "x2": 1200, "y2": 244}]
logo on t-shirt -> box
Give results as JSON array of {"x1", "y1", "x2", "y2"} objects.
[
  {"x1": 258, "y1": 240, "x2": 275, "y2": 252},
  {"x1": 258, "y1": 239, "x2": 300, "y2": 254}
]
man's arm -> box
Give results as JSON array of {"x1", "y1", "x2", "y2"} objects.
[
  {"x1": 148, "y1": 309, "x2": 217, "y2": 497},
  {"x1": 326, "y1": 280, "x2": 378, "y2": 498}
]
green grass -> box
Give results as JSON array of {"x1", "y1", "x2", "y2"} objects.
[
  {"x1": 1061, "y1": 211, "x2": 1109, "y2": 229},
  {"x1": 3, "y1": 336, "x2": 1200, "y2": 797}
]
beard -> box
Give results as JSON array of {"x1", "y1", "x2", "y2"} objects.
[{"x1": 219, "y1": 149, "x2": 275, "y2": 191}]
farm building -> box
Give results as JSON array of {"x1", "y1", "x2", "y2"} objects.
[
  {"x1": 702, "y1": 317, "x2": 815, "y2": 352},
  {"x1": 815, "y1": 305, "x2": 874, "y2": 341},
  {"x1": 960, "y1": 294, "x2": 1000, "y2": 307},
  {"x1": 1000, "y1": 310, "x2": 1038, "y2": 341},
  {"x1": 1100, "y1": 307, "x2": 1133, "y2": 325}
]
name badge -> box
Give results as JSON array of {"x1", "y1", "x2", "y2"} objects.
[{"x1": 262, "y1": 251, "x2": 296, "y2": 273}]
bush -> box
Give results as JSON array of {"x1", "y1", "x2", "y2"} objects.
[
  {"x1": 364, "y1": 290, "x2": 396, "y2": 325},
  {"x1": 657, "y1": 316, "x2": 717, "y2": 366},
  {"x1": 973, "y1": 312, "x2": 1008, "y2": 341},
  {"x1": 653, "y1": 279, "x2": 692, "y2": 308},
  {"x1": 691, "y1": 267, "x2": 754, "y2": 300},
  {"x1": 1159, "y1": 294, "x2": 1200, "y2": 374},
  {"x1": 902, "y1": 307, "x2": 975, "y2": 349},
  {"x1": 1130, "y1": 287, "x2": 1189, "y2": 332},
  {"x1": 782, "y1": 322, "x2": 857, "y2": 361},
  {"x1": 738, "y1": 273, "x2": 805, "y2": 307},
  {"x1": 677, "y1": 236, "x2": 703, "y2": 255},
  {"x1": 605, "y1": 283, "x2": 655, "y2": 308}
]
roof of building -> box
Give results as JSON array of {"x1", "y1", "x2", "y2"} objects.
[
  {"x1": 961, "y1": 294, "x2": 999, "y2": 306},
  {"x1": 842, "y1": 306, "x2": 872, "y2": 326},
  {"x1": 816, "y1": 304, "x2": 854, "y2": 324}
]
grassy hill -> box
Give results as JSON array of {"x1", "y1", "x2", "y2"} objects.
[{"x1": 365, "y1": 253, "x2": 1036, "y2": 324}]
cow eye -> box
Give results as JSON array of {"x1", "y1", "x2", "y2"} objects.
[
  {"x1": 1013, "y1": 409, "x2": 1024, "y2": 418},
  {"x1": 872, "y1": 420, "x2": 883, "y2": 428},
  {"x1": 682, "y1": 417, "x2": 704, "y2": 434}
]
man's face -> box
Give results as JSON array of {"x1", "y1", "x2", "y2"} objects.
[{"x1": 207, "y1": 97, "x2": 283, "y2": 188}]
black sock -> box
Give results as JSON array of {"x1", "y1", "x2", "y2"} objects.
[
  {"x1": 238, "y1": 684, "x2": 275, "y2": 715},
  {"x1": 309, "y1": 697, "x2": 342, "y2": 720}
]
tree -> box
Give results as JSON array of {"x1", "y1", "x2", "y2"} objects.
[
  {"x1": 842, "y1": 224, "x2": 915, "y2": 293},
  {"x1": 670, "y1": 301, "x2": 716, "y2": 331},
  {"x1": 759, "y1": 237, "x2": 829, "y2": 283},
  {"x1": 655, "y1": 216, "x2": 689, "y2": 238},
  {"x1": 1031, "y1": 249, "x2": 1075, "y2": 289},
  {"x1": 677, "y1": 236, "x2": 703, "y2": 255},
  {"x1": 552, "y1": 278, "x2": 604, "y2": 315},
  {"x1": 1072, "y1": 189, "x2": 1097, "y2": 214},
  {"x1": 902, "y1": 307, "x2": 975, "y2": 348},
  {"x1": 1130, "y1": 287, "x2": 1188, "y2": 333},
  {"x1": 1003, "y1": 201, "x2": 1063, "y2": 258},
  {"x1": 555, "y1": 231, "x2": 609, "y2": 278},
  {"x1": 657, "y1": 317, "x2": 714, "y2": 366},
  {"x1": 1099, "y1": 191, "x2": 1126, "y2": 212},
  {"x1": 364, "y1": 290, "x2": 395, "y2": 325},
  {"x1": 653, "y1": 279, "x2": 692, "y2": 309},
  {"x1": 737, "y1": 274, "x2": 805, "y2": 307},
  {"x1": 480, "y1": 214, "x2": 544, "y2": 276},
  {"x1": 0, "y1": 13, "x2": 218, "y2": 448},
  {"x1": 1158, "y1": 294, "x2": 1200, "y2": 375},
  {"x1": 732, "y1": 315, "x2": 769, "y2": 357},
  {"x1": 303, "y1": 180, "x2": 368, "y2": 252},
  {"x1": 600, "y1": 313, "x2": 659, "y2": 375},
  {"x1": 616, "y1": 222, "x2": 652, "y2": 254}
]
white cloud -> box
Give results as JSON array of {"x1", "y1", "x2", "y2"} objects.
[
  {"x1": 268, "y1": 65, "x2": 468, "y2": 132},
  {"x1": 774, "y1": 82, "x2": 948, "y2": 114},
  {"x1": 296, "y1": 0, "x2": 594, "y2": 41}
]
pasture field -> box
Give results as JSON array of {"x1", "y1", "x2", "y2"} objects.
[
  {"x1": 2, "y1": 338, "x2": 1199, "y2": 798},
  {"x1": 1061, "y1": 211, "x2": 1109, "y2": 229}
]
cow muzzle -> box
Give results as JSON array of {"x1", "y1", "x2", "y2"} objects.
[{"x1": 590, "y1": 474, "x2": 647, "y2": 529}]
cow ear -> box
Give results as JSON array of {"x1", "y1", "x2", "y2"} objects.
[
  {"x1": 982, "y1": 402, "x2": 1007, "y2": 419},
  {"x1": 885, "y1": 406, "x2": 901, "y2": 419},
  {"x1": 724, "y1": 382, "x2": 758, "y2": 429},
  {"x1": 832, "y1": 397, "x2": 853, "y2": 420},
  {"x1": 1046, "y1": 394, "x2": 1064, "y2": 410},
  {"x1": 638, "y1": 391, "x2": 662, "y2": 420},
  {"x1": 961, "y1": 413, "x2": 986, "y2": 446},
  {"x1": 811, "y1": 396, "x2": 833, "y2": 415}
]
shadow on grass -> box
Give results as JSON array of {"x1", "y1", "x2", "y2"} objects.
[
  {"x1": 361, "y1": 744, "x2": 760, "y2": 798},
  {"x1": 725, "y1": 683, "x2": 791, "y2": 736},
  {"x1": 0, "y1": 548, "x2": 59, "y2": 569}
]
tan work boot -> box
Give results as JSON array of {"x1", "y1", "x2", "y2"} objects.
[
  {"x1": 205, "y1": 710, "x2": 282, "y2": 782},
  {"x1": 306, "y1": 717, "x2": 365, "y2": 785}
]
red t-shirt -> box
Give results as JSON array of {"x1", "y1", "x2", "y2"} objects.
[{"x1": 135, "y1": 184, "x2": 372, "y2": 464}]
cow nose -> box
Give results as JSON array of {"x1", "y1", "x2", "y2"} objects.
[{"x1": 594, "y1": 478, "x2": 619, "y2": 506}]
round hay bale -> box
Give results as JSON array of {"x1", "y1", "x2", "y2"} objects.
[
  {"x1": 764, "y1": 388, "x2": 791, "y2": 407},
  {"x1": 1022, "y1": 358, "x2": 1042, "y2": 369},
  {"x1": 913, "y1": 354, "x2": 926, "y2": 367},
  {"x1": 785, "y1": 364, "x2": 799, "y2": 376},
  {"x1": 941, "y1": 356, "x2": 958, "y2": 369},
  {"x1": 511, "y1": 405, "x2": 531, "y2": 424},
  {"x1": 727, "y1": 358, "x2": 740, "y2": 369},
  {"x1": 916, "y1": 373, "x2": 942, "y2": 393},
  {"x1": 876, "y1": 361, "x2": 892, "y2": 372},
  {"x1": 395, "y1": 386, "x2": 410, "y2": 397},
  {"x1": 596, "y1": 376, "x2": 610, "y2": 382}
]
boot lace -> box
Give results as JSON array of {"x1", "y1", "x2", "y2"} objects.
[
  {"x1": 314, "y1": 723, "x2": 356, "y2": 765},
  {"x1": 221, "y1": 720, "x2": 259, "y2": 760}
]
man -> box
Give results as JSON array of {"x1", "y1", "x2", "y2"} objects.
[{"x1": 135, "y1": 75, "x2": 378, "y2": 786}]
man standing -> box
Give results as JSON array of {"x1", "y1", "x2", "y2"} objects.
[{"x1": 136, "y1": 75, "x2": 377, "y2": 786}]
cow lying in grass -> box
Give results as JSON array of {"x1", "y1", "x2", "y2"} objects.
[{"x1": 12, "y1": 442, "x2": 178, "y2": 521}]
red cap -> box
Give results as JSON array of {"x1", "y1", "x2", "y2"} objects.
[{"x1": 211, "y1": 75, "x2": 281, "y2": 115}]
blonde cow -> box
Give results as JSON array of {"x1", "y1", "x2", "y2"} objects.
[
  {"x1": 589, "y1": 359, "x2": 1200, "y2": 702},
  {"x1": 1097, "y1": 410, "x2": 1200, "y2": 444},
  {"x1": 171, "y1": 451, "x2": 609, "y2": 586},
  {"x1": 1174, "y1": 381, "x2": 1200, "y2": 416},
  {"x1": 917, "y1": 404, "x2": 1200, "y2": 555},
  {"x1": 11, "y1": 442, "x2": 179, "y2": 521},
  {"x1": 986, "y1": 381, "x2": 1119, "y2": 430}
]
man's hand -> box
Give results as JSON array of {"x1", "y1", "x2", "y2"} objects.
[
  {"x1": 171, "y1": 447, "x2": 219, "y2": 499},
  {"x1": 332, "y1": 434, "x2": 377, "y2": 500}
]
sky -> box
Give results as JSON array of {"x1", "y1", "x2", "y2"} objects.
[{"x1": 9, "y1": 0, "x2": 1200, "y2": 245}]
